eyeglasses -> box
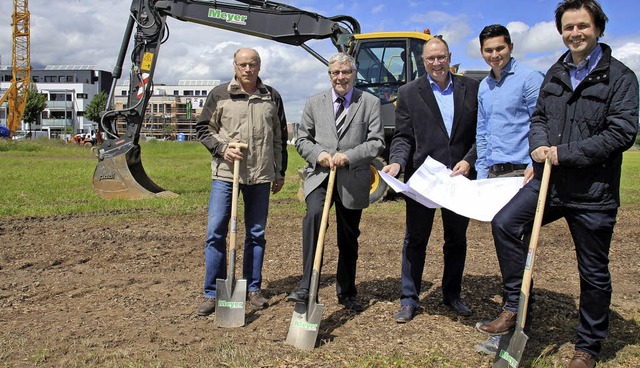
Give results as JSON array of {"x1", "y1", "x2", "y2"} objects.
[
  {"x1": 328, "y1": 69, "x2": 353, "y2": 77},
  {"x1": 424, "y1": 55, "x2": 448, "y2": 64},
  {"x1": 235, "y1": 62, "x2": 259, "y2": 70}
]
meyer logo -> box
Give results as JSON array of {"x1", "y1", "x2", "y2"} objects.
[
  {"x1": 208, "y1": 9, "x2": 247, "y2": 25},
  {"x1": 217, "y1": 300, "x2": 244, "y2": 309},
  {"x1": 498, "y1": 349, "x2": 518, "y2": 367},
  {"x1": 293, "y1": 320, "x2": 318, "y2": 331}
]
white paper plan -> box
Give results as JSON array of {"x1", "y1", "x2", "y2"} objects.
[{"x1": 378, "y1": 156, "x2": 525, "y2": 222}]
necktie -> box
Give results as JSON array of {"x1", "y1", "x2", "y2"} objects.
[{"x1": 335, "y1": 96, "x2": 346, "y2": 136}]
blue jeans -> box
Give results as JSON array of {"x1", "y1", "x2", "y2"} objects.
[{"x1": 203, "y1": 179, "x2": 270, "y2": 299}]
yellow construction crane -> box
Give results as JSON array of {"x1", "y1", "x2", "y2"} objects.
[{"x1": 0, "y1": 0, "x2": 30, "y2": 137}]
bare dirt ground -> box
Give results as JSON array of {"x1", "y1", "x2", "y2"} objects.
[{"x1": 1, "y1": 199, "x2": 639, "y2": 367}]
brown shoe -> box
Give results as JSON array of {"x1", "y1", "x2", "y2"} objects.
[
  {"x1": 196, "y1": 298, "x2": 216, "y2": 316},
  {"x1": 248, "y1": 290, "x2": 269, "y2": 309},
  {"x1": 475, "y1": 310, "x2": 516, "y2": 336},
  {"x1": 569, "y1": 350, "x2": 596, "y2": 368}
]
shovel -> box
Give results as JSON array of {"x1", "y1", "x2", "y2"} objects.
[
  {"x1": 286, "y1": 166, "x2": 337, "y2": 350},
  {"x1": 493, "y1": 158, "x2": 552, "y2": 368},
  {"x1": 216, "y1": 142, "x2": 249, "y2": 328}
]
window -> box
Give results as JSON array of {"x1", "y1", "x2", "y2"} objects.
[
  {"x1": 32, "y1": 76, "x2": 40, "y2": 82},
  {"x1": 121, "y1": 90, "x2": 127, "y2": 96},
  {"x1": 67, "y1": 76, "x2": 74, "y2": 82},
  {"x1": 195, "y1": 90, "x2": 201, "y2": 96},
  {"x1": 44, "y1": 76, "x2": 56, "y2": 82},
  {"x1": 58, "y1": 76, "x2": 66, "y2": 82},
  {"x1": 77, "y1": 111, "x2": 84, "y2": 117},
  {"x1": 76, "y1": 93, "x2": 88, "y2": 99},
  {"x1": 183, "y1": 90, "x2": 194, "y2": 96},
  {"x1": 173, "y1": 90, "x2": 179, "y2": 95}
]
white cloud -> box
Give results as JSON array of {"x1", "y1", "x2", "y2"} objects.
[
  {"x1": 612, "y1": 42, "x2": 640, "y2": 75},
  {"x1": 372, "y1": 5, "x2": 384, "y2": 15}
]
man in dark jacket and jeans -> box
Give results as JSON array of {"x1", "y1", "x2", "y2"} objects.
[{"x1": 475, "y1": 1, "x2": 638, "y2": 367}]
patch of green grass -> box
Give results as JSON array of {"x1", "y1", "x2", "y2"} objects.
[{"x1": 1, "y1": 141, "x2": 639, "y2": 218}]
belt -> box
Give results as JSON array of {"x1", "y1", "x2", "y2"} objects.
[{"x1": 489, "y1": 163, "x2": 528, "y2": 174}]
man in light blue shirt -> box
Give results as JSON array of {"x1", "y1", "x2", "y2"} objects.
[
  {"x1": 473, "y1": 24, "x2": 544, "y2": 355},
  {"x1": 475, "y1": 24, "x2": 544, "y2": 182}
]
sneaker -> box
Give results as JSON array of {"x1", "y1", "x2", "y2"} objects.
[
  {"x1": 394, "y1": 305, "x2": 417, "y2": 323},
  {"x1": 248, "y1": 290, "x2": 269, "y2": 309},
  {"x1": 196, "y1": 298, "x2": 216, "y2": 316},
  {"x1": 475, "y1": 335, "x2": 501, "y2": 355}
]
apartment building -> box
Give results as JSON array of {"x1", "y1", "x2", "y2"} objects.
[
  {"x1": 112, "y1": 79, "x2": 220, "y2": 141},
  {"x1": 0, "y1": 65, "x2": 112, "y2": 138}
]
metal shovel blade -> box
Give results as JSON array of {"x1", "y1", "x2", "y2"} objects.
[
  {"x1": 285, "y1": 301, "x2": 325, "y2": 350},
  {"x1": 493, "y1": 329, "x2": 528, "y2": 368},
  {"x1": 215, "y1": 278, "x2": 247, "y2": 328}
]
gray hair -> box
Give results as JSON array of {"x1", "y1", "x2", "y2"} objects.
[
  {"x1": 328, "y1": 52, "x2": 356, "y2": 71},
  {"x1": 233, "y1": 48, "x2": 261, "y2": 64}
]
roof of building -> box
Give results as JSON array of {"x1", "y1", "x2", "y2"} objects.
[{"x1": 44, "y1": 65, "x2": 97, "y2": 70}]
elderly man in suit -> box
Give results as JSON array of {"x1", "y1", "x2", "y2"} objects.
[
  {"x1": 287, "y1": 52, "x2": 385, "y2": 311},
  {"x1": 382, "y1": 36, "x2": 479, "y2": 322}
]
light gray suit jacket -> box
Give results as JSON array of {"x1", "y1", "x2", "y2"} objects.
[{"x1": 296, "y1": 88, "x2": 385, "y2": 209}]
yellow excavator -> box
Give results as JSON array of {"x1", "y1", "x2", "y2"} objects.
[{"x1": 93, "y1": 0, "x2": 436, "y2": 201}]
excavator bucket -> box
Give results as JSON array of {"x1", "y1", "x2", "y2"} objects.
[{"x1": 93, "y1": 143, "x2": 178, "y2": 199}]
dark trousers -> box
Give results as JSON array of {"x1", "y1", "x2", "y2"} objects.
[
  {"x1": 400, "y1": 197, "x2": 469, "y2": 307},
  {"x1": 299, "y1": 179, "x2": 362, "y2": 299},
  {"x1": 492, "y1": 179, "x2": 617, "y2": 356}
]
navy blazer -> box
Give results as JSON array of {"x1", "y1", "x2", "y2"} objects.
[{"x1": 389, "y1": 73, "x2": 479, "y2": 180}]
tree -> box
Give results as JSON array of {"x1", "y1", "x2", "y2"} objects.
[
  {"x1": 85, "y1": 91, "x2": 109, "y2": 124},
  {"x1": 22, "y1": 84, "x2": 47, "y2": 132}
]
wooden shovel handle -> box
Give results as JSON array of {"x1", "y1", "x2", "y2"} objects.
[
  {"x1": 517, "y1": 158, "x2": 552, "y2": 328},
  {"x1": 228, "y1": 142, "x2": 247, "y2": 269},
  {"x1": 312, "y1": 166, "x2": 337, "y2": 273}
]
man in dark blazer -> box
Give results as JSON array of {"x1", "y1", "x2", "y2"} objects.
[
  {"x1": 287, "y1": 52, "x2": 385, "y2": 311},
  {"x1": 382, "y1": 36, "x2": 479, "y2": 322}
]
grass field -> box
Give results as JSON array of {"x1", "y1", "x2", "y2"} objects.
[{"x1": 1, "y1": 139, "x2": 638, "y2": 217}]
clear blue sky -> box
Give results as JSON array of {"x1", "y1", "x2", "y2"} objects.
[{"x1": 1, "y1": 0, "x2": 639, "y2": 121}]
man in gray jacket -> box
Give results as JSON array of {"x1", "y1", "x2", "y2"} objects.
[
  {"x1": 287, "y1": 52, "x2": 384, "y2": 311},
  {"x1": 194, "y1": 48, "x2": 288, "y2": 316}
]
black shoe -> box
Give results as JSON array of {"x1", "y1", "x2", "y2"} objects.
[
  {"x1": 196, "y1": 298, "x2": 216, "y2": 316},
  {"x1": 394, "y1": 305, "x2": 417, "y2": 323},
  {"x1": 339, "y1": 296, "x2": 364, "y2": 312},
  {"x1": 286, "y1": 289, "x2": 309, "y2": 303},
  {"x1": 444, "y1": 298, "x2": 473, "y2": 316}
]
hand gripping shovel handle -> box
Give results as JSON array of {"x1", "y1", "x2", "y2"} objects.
[
  {"x1": 227, "y1": 142, "x2": 248, "y2": 281},
  {"x1": 308, "y1": 166, "x2": 337, "y2": 303},
  {"x1": 494, "y1": 158, "x2": 551, "y2": 368}
]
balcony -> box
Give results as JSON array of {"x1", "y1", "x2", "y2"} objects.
[
  {"x1": 41, "y1": 118, "x2": 73, "y2": 128},
  {"x1": 47, "y1": 101, "x2": 74, "y2": 109}
]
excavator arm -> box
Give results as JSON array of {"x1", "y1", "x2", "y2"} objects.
[{"x1": 93, "y1": 0, "x2": 360, "y2": 199}]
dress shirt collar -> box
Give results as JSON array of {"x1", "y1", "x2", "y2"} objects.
[{"x1": 427, "y1": 73, "x2": 454, "y2": 93}]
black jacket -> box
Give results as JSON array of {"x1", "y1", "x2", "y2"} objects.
[
  {"x1": 529, "y1": 44, "x2": 639, "y2": 210},
  {"x1": 389, "y1": 73, "x2": 479, "y2": 180}
]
